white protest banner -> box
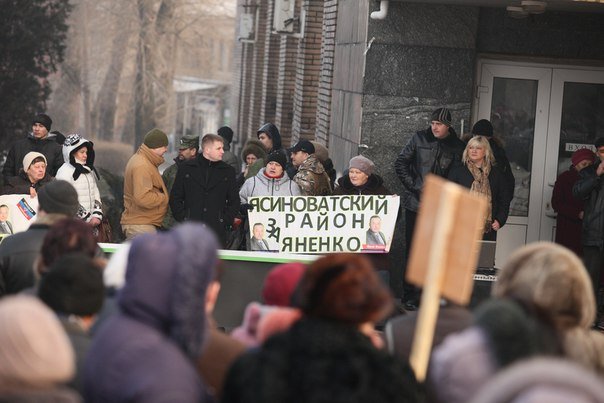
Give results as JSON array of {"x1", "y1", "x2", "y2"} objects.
[
  {"x1": 247, "y1": 195, "x2": 400, "y2": 253},
  {"x1": 0, "y1": 194, "x2": 39, "y2": 234}
]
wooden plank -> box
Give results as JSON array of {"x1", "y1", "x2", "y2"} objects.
[{"x1": 407, "y1": 174, "x2": 487, "y2": 382}]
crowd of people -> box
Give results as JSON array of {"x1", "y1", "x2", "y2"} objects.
[{"x1": 0, "y1": 109, "x2": 603, "y2": 401}]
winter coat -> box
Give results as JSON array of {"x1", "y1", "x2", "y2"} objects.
[
  {"x1": 395, "y1": 127, "x2": 465, "y2": 212},
  {"x1": 83, "y1": 224, "x2": 219, "y2": 403},
  {"x1": 551, "y1": 166, "x2": 584, "y2": 256},
  {"x1": 447, "y1": 163, "x2": 511, "y2": 228},
  {"x1": 573, "y1": 164, "x2": 604, "y2": 248},
  {"x1": 59, "y1": 317, "x2": 91, "y2": 395},
  {"x1": 1, "y1": 170, "x2": 53, "y2": 195},
  {"x1": 239, "y1": 168, "x2": 301, "y2": 204},
  {"x1": 170, "y1": 154, "x2": 240, "y2": 246},
  {"x1": 292, "y1": 155, "x2": 332, "y2": 196},
  {"x1": 384, "y1": 304, "x2": 473, "y2": 364},
  {"x1": 488, "y1": 138, "x2": 515, "y2": 198},
  {"x1": 0, "y1": 214, "x2": 65, "y2": 297},
  {"x1": 2, "y1": 132, "x2": 63, "y2": 179},
  {"x1": 333, "y1": 173, "x2": 392, "y2": 195},
  {"x1": 120, "y1": 145, "x2": 168, "y2": 227},
  {"x1": 222, "y1": 318, "x2": 420, "y2": 403},
  {"x1": 56, "y1": 136, "x2": 103, "y2": 222}
]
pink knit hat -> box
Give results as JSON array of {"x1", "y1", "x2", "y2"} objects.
[
  {"x1": 571, "y1": 148, "x2": 594, "y2": 166},
  {"x1": 262, "y1": 263, "x2": 306, "y2": 307}
]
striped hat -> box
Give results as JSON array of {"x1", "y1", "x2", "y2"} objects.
[{"x1": 431, "y1": 108, "x2": 452, "y2": 127}]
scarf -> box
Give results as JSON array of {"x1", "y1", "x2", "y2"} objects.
[
  {"x1": 467, "y1": 161, "x2": 492, "y2": 233},
  {"x1": 70, "y1": 158, "x2": 99, "y2": 181}
]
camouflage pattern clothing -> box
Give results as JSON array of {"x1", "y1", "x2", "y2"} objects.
[
  {"x1": 161, "y1": 160, "x2": 179, "y2": 229},
  {"x1": 293, "y1": 155, "x2": 332, "y2": 196}
]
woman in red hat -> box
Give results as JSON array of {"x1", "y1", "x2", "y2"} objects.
[{"x1": 552, "y1": 148, "x2": 595, "y2": 256}]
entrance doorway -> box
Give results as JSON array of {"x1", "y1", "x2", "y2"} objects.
[{"x1": 475, "y1": 60, "x2": 604, "y2": 268}]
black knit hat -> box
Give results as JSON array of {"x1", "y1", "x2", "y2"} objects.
[
  {"x1": 32, "y1": 113, "x2": 52, "y2": 132},
  {"x1": 266, "y1": 151, "x2": 287, "y2": 169},
  {"x1": 431, "y1": 108, "x2": 452, "y2": 127},
  {"x1": 37, "y1": 180, "x2": 79, "y2": 216},
  {"x1": 217, "y1": 126, "x2": 234, "y2": 144},
  {"x1": 38, "y1": 253, "x2": 104, "y2": 316},
  {"x1": 471, "y1": 119, "x2": 494, "y2": 137}
]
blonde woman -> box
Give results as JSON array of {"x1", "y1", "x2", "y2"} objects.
[{"x1": 448, "y1": 135, "x2": 511, "y2": 241}]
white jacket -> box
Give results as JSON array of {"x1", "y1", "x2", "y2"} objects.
[{"x1": 56, "y1": 134, "x2": 102, "y2": 222}]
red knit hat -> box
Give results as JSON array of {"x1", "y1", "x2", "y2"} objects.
[
  {"x1": 262, "y1": 263, "x2": 306, "y2": 307},
  {"x1": 571, "y1": 148, "x2": 595, "y2": 166}
]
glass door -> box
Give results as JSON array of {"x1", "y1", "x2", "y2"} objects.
[
  {"x1": 476, "y1": 61, "x2": 604, "y2": 268},
  {"x1": 542, "y1": 69, "x2": 604, "y2": 241},
  {"x1": 475, "y1": 62, "x2": 552, "y2": 268}
]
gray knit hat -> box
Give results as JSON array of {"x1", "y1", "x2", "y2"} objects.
[
  {"x1": 349, "y1": 155, "x2": 374, "y2": 176},
  {"x1": 37, "y1": 180, "x2": 79, "y2": 216},
  {"x1": 143, "y1": 128, "x2": 169, "y2": 149}
]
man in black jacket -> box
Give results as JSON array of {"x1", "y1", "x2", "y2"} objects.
[
  {"x1": 394, "y1": 107, "x2": 465, "y2": 310},
  {"x1": 573, "y1": 137, "x2": 604, "y2": 327},
  {"x1": 2, "y1": 113, "x2": 63, "y2": 180},
  {"x1": 170, "y1": 133, "x2": 240, "y2": 247},
  {"x1": 0, "y1": 180, "x2": 79, "y2": 297}
]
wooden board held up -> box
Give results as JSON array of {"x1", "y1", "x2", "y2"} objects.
[{"x1": 406, "y1": 174, "x2": 488, "y2": 305}]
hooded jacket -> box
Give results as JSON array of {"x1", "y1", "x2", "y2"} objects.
[
  {"x1": 395, "y1": 127, "x2": 465, "y2": 211},
  {"x1": 239, "y1": 168, "x2": 301, "y2": 204},
  {"x1": 55, "y1": 135, "x2": 102, "y2": 223},
  {"x1": 2, "y1": 132, "x2": 63, "y2": 179},
  {"x1": 257, "y1": 123, "x2": 296, "y2": 179},
  {"x1": 83, "y1": 224, "x2": 219, "y2": 403}
]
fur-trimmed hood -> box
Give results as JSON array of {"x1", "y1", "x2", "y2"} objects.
[
  {"x1": 118, "y1": 224, "x2": 219, "y2": 358},
  {"x1": 241, "y1": 138, "x2": 267, "y2": 162}
]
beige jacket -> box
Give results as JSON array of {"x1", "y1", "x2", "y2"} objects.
[{"x1": 121, "y1": 145, "x2": 168, "y2": 226}]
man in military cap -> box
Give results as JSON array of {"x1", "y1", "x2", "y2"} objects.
[{"x1": 161, "y1": 134, "x2": 199, "y2": 229}]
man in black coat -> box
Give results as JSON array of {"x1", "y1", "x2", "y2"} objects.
[
  {"x1": 394, "y1": 107, "x2": 465, "y2": 310},
  {"x1": 0, "y1": 180, "x2": 79, "y2": 297},
  {"x1": 2, "y1": 113, "x2": 63, "y2": 180},
  {"x1": 170, "y1": 133, "x2": 240, "y2": 246}
]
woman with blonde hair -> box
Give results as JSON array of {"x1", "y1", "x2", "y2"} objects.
[
  {"x1": 429, "y1": 242, "x2": 604, "y2": 403},
  {"x1": 448, "y1": 135, "x2": 512, "y2": 240}
]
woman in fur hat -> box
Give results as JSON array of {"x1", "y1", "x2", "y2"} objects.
[
  {"x1": 236, "y1": 138, "x2": 268, "y2": 188},
  {"x1": 333, "y1": 155, "x2": 391, "y2": 196},
  {"x1": 55, "y1": 134, "x2": 103, "y2": 231}
]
